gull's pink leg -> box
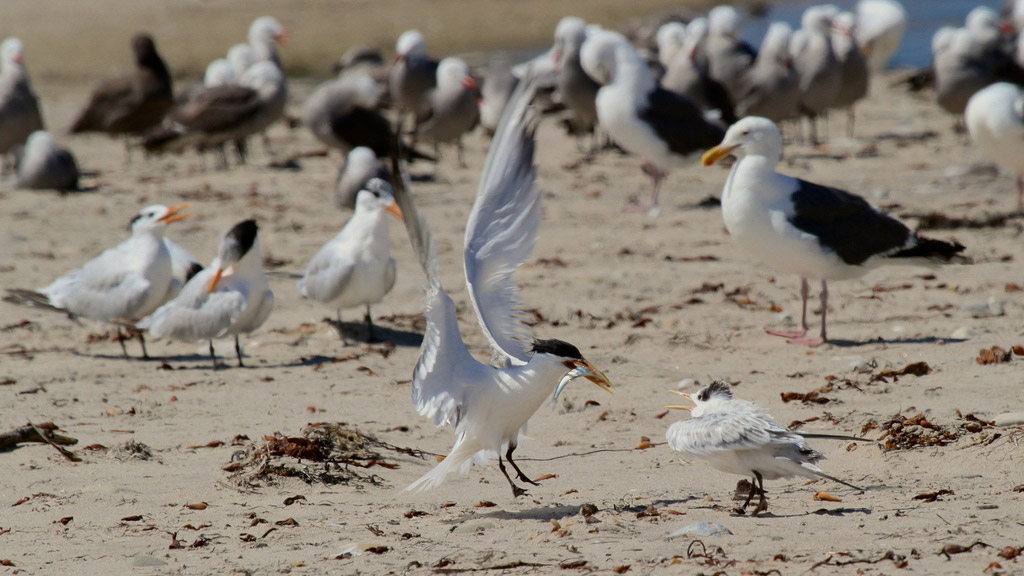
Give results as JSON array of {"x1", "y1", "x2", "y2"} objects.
[
  {"x1": 625, "y1": 164, "x2": 665, "y2": 213},
  {"x1": 788, "y1": 279, "x2": 828, "y2": 347},
  {"x1": 767, "y1": 277, "x2": 810, "y2": 339}
]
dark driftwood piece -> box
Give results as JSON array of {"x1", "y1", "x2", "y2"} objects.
[{"x1": 0, "y1": 422, "x2": 80, "y2": 461}]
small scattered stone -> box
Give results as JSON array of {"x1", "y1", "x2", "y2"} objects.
[
  {"x1": 950, "y1": 327, "x2": 974, "y2": 340},
  {"x1": 676, "y1": 378, "x2": 696, "y2": 390},
  {"x1": 452, "y1": 521, "x2": 495, "y2": 534},
  {"x1": 993, "y1": 412, "x2": 1024, "y2": 427},
  {"x1": 131, "y1": 556, "x2": 167, "y2": 567}
]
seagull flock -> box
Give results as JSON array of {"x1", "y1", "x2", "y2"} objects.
[{"x1": 1, "y1": 1, "x2": 1018, "y2": 511}]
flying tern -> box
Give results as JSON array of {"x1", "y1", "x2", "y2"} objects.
[{"x1": 392, "y1": 81, "x2": 613, "y2": 498}]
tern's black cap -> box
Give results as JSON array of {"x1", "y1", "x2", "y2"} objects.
[
  {"x1": 223, "y1": 219, "x2": 258, "y2": 261},
  {"x1": 531, "y1": 338, "x2": 583, "y2": 360},
  {"x1": 697, "y1": 381, "x2": 733, "y2": 402}
]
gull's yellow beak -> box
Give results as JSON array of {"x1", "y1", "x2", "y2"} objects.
[
  {"x1": 385, "y1": 202, "x2": 404, "y2": 222},
  {"x1": 159, "y1": 203, "x2": 192, "y2": 224},
  {"x1": 665, "y1": 389, "x2": 695, "y2": 410},
  {"x1": 208, "y1": 268, "x2": 223, "y2": 293},
  {"x1": 554, "y1": 359, "x2": 614, "y2": 400},
  {"x1": 701, "y1": 144, "x2": 739, "y2": 167}
]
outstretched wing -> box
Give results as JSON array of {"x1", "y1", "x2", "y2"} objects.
[
  {"x1": 390, "y1": 151, "x2": 485, "y2": 429},
  {"x1": 462, "y1": 79, "x2": 541, "y2": 367}
]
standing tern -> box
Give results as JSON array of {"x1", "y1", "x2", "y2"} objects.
[
  {"x1": 298, "y1": 178, "x2": 403, "y2": 342},
  {"x1": 393, "y1": 81, "x2": 614, "y2": 498},
  {"x1": 702, "y1": 117, "x2": 964, "y2": 346},
  {"x1": 666, "y1": 381, "x2": 865, "y2": 515},
  {"x1": 3, "y1": 204, "x2": 191, "y2": 357},
  {"x1": 138, "y1": 219, "x2": 274, "y2": 369}
]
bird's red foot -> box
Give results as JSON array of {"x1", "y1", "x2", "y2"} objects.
[{"x1": 765, "y1": 328, "x2": 807, "y2": 339}]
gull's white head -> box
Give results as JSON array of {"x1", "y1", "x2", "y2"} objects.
[
  {"x1": 204, "y1": 58, "x2": 237, "y2": 87},
  {"x1": 656, "y1": 22, "x2": 687, "y2": 67},
  {"x1": 396, "y1": 30, "x2": 427, "y2": 59},
  {"x1": 553, "y1": 16, "x2": 587, "y2": 65},
  {"x1": 832, "y1": 11, "x2": 856, "y2": 37},
  {"x1": 760, "y1": 22, "x2": 793, "y2": 66},
  {"x1": 702, "y1": 116, "x2": 782, "y2": 166},
  {"x1": 228, "y1": 43, "x2": 257, "y2": 77},
  {"x1": 579, "y1": 30, "x2": 630, "y2": 86},
  {"x1": 932, "y1": 26, "x2": 957, "y2": 55},
  {"x1": 249, "y1": 16, "x2": 288, "y2": 50},
  {"x1": 801, "y1": 5, "x2": 836, "y2": 35},
  {"x1": 347, "y1": 146, "x2": 380, "y2": 173},
  {"x1": 344, "y1": 74, "x2": 381, "y2": 108},
  {"x1": 666, "y1": 381, "x2": 734, "y2": 417},
  {"x1": 129, "y1": 204, "x2": 192, "y2": 235},
  {"x1": 354, "y1": 178, "x2": 403, "y2": 221},
  {"x1": 534, "y1": 339, "x2": 614, "y2": 400},
  {"x1": 24, "y1": 130, "x2": 58, "y2": 156},
  {"x1": 709, "y1": 6, "x2": 742, "y2": 38},
  {"x1": 240, "y1": 61, "x2": 284, "y2": 95},
  {"x1": 1, "y1": 37, "x2": 25, "y2": 70},
  {"x1": 687, "y1": 17, "x2": 709, "y2": 42},
  {"x1": 437, "y1": 57, "x2": 476, "y2": 91}
]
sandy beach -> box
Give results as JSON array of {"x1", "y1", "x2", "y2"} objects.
[{"x1": 3, "y1": 19, "x2": 1024, "y2": 575}]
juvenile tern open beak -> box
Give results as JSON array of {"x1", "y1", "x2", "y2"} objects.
[
  {"x1": 665, "y1": 389, "x2": 695, "y2": 410},
  {"x1": 208, "y1": 268, "x2": 224, "y2": 293},
  {"x1": 702, "y1": 144, "x2": 738, "y2": 166},
  {"x1": 554, "y1": 359, "x2": 614, "y2": 400},
  {"x1": 159, "y1": 204, "x2": 192, "y2": 224},
  {"x1": 386, "y1": 203, "x2": 404, "y2": 222}
]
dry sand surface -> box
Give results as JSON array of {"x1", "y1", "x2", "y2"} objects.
[{"x1": 2, "y1": 73, "x2": 1024, "y2": 575}]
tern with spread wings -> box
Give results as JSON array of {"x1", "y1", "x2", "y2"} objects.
[{"x1": 392, "y1": 82, "x2": 614, "y2": 498}]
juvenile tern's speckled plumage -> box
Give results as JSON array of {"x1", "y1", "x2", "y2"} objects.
[{"x1": 666, "y1": 382, "x2": 865, "y2": 515}]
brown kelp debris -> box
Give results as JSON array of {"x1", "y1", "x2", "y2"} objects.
[
  {"x1": 781, "y1": 384, "x2": 835, "y2": 404},
  {"x1": 226, "y1": 422, "x2": 426, "y2": 489},
  {"x1": 874, "y1": 413, "x2": 957, "y2": 451},
  {"x1": 870, "y1": 361, "x2": 931, "y2": 382}
]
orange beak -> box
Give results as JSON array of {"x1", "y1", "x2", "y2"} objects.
[
  {"x1": 208, "y1": 268, "x2": 223, "y2": 293},
  {"x1": 275, "y1": 27, "x2": 291, "y2": 47},
  {"x1": 158, "y1": 204, "x2": 192, "y2": 224},
  {"x1": 385, "y1": 203, "x2": 404, "y2": 222},
  {"x1": 701, "y1": 144, "x2": 739, "y2": 166}
]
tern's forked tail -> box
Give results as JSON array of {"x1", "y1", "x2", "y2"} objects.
[{"x1": 405, "y1": 440, "x2": 478, "y2": 493}]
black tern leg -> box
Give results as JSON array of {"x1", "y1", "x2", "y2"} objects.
[
  {"x1": 752, "y1": 471, "x2": 768, "y2": 516},
  {"x1": 497, "y1": 453, "x2": 528, "y2": 498},
  {"x1": 741, "y1": 477, "x2": 758, "y2": 510},
  {"x1": 364, "y1": 304, "x2": 378, "y2": 342},
  {"x1": 209, "y1": 340, "x2": 219, "y2": 370},
  {"x1": 335, "y1": 309, "x2": 348, "y2": 344},
  {"x1": 117, "y1": 326, "x2": 128, "y2": 357},
  {"x1": 505, "y1": 443, "x2": 539, "y2": 486},
  {"x1": 138, "y1": 332, "x2": 149, "y2": 360},
  {"x1": 235, "y1": 335, "x2": 244, "y2": 367}
]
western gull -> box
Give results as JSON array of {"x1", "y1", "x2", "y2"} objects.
[
  {"x1": 247, "y1": 16, "x2": 289, "y2": 69},
  {"x1": 735, "y1": 22, "x2": 799, "y2": 123},
  {"x1": 142, "y1": 61, "x2": 286, "y2": 164},
  {"x1": 965, "y1": 82, "x2": 1024, "y2": 211},
  {"x1": 389, "y1": 30, "x2": 439, "y2": 120},
  {"x1": 334, "y1": 146, "x2": 391, "y2": 209},
  {"x1": 659, "y1": 17, "x2": 736, "y2": 124},
  {"x1": 831, "y1": 11, "x2": 870, "y2": 137},
  {"x1": 414, "y1": 57, "x2": 480, "y2": 163},
  {"x1": 11, "y1": 131, "x2": 79, "y2": 191},
  {"x1": 69, "y1": 33, "x2": 174, "y2": 138},
  {"x1": 0, "y1": 38, "x2": 44, "y2": 165},
  {"x1": 4, "y1": 204, "x2": 192, "y2": 358},
  {"x1": 702, "y1": 117, "x2": 965, "y2": 346},
  {"x1": 138, "y1": 219, "x2": 274, "y2": 369},
  {"x1": 299, "y1": 178, "x2": 403, "y2": 343},
  {"x1": 791, "y1": 5, "x2": 842, "y2": 143},
  {"x1": 553, "y1": 17, "x2": 601, "y2": 146},
  {"x1": 705, "y1": 6, "x2": 756, "y2": 103},
  {"x1": 854, "y1": 0, "x2": 907, "y2": 72},
  {"x1": 580, "y1": 30, "x2": 724, "y2": 209}
]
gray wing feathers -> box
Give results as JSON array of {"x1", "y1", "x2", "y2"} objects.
[{"x1": 463, "y1": 79, "x2": 541, "y2": 366}]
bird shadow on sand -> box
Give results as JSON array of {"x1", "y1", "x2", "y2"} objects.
[
  {"x1": 476, "y1": 504, "x2": 585, "y2": 522},
  {"x1": 825, "y1": 336, "x2": 966, "y2": 348},
  {"x1": 322, "y1": 318, "x2": 423, "y2": 348}
]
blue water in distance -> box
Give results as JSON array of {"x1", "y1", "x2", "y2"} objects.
[{"x1": 741, "y1": 0, "x2": 1004, "y2": 69}]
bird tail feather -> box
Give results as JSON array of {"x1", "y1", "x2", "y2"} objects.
[
  {"x1": 3, "y1": 289, "x2": 66, "y2": 315},
  {"x1": 406, "y1": 441, "x2": 479, "y2": 493}
]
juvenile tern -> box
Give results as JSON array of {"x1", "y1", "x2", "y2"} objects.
[
  {"x1": 3, "y1": 204, "x2": 191, "y2": 357},
  {"x1": 666, "y1": 381, "x2": 865, "y2": 515},
  {"x1": 702, "y1": 117, "x2": 965, "y2": 346},
  {"x1": 393, "y1": 81, "x2": 613, "y2": 498},
  {"x1": 139, "y1": 220, "x2": 274, "y2": 369},
  {"x1": 298, "y1": 178, "x2": 403, "y2": 342}
]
